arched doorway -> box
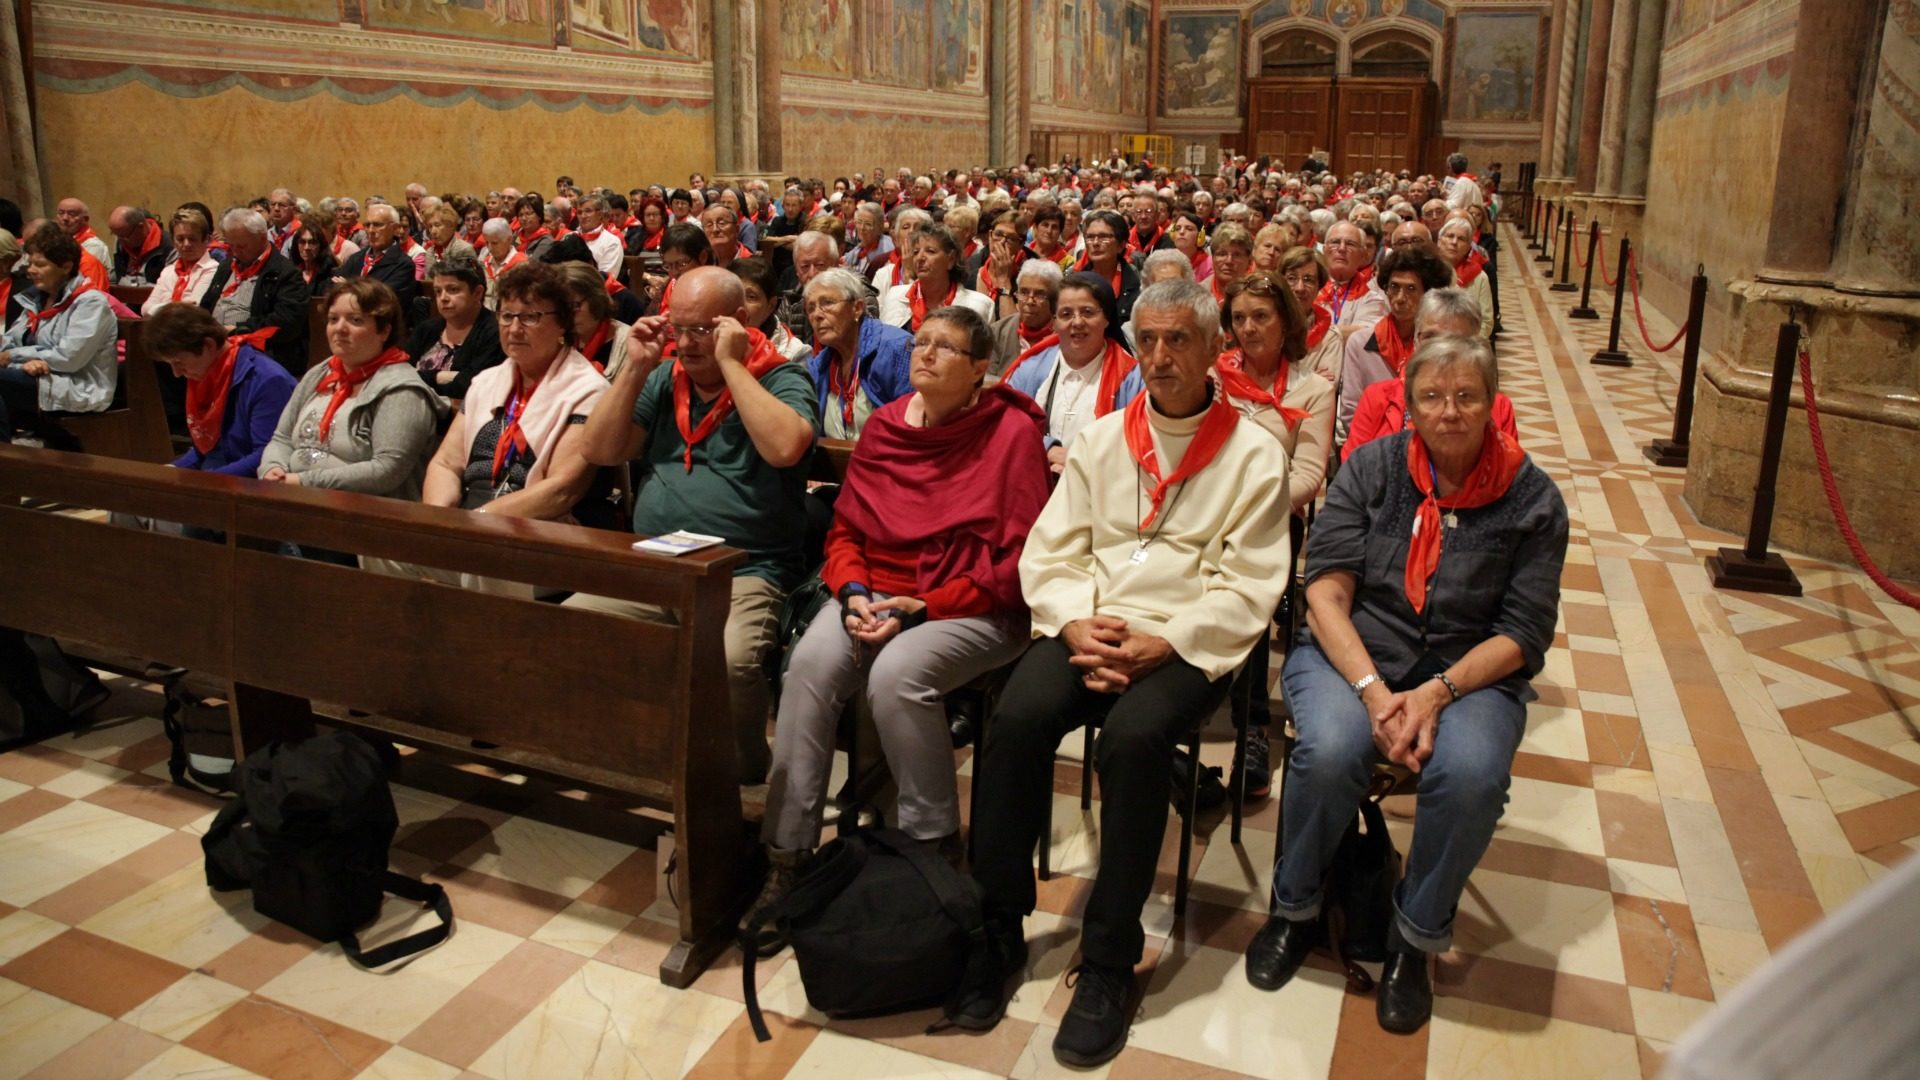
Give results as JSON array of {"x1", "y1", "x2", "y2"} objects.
[{"x1": 1244, "y1": 22, "x2": 1440, "y2": 175}]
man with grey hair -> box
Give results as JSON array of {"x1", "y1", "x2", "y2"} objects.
[
  {"x1": 340, "y1": 201, "x2": 421, "y2": 311},
  {"x1": 107, "y1": 205, "x2": 172, "y2": 284},
  {"x1": 574, "y1": 194, "x2": 623, "y2": 276},
  {"x1": 800, "y1": 265, "x2": 912, "y2": 440},
  {"x1": 264, "y1": 188, "x2": 301, "y2": 256},
  {"x1": 335, "y1": 197, "x2": 368, "y2": 247},
  {"x1": 778, "y1": 230, "x2": 847, "y2": 345},
  {"x1": 198, "y1": 207, "x2": 308, "y2": 370},
  {"x1": 951, "y1": 278, "x2": 1292, "y2": 1067}
]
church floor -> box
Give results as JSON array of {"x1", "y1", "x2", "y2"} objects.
[{"x1": 1, "y1": 223, "x2": 1917, "y2": 1079}]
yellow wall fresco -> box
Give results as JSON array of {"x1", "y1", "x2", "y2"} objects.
[
  {"x1": 37, "y1": 80, "x2": 712, "y2": 223},
  {"x1": 780, "y1": 109, "x2": 991, "y2": 180}
]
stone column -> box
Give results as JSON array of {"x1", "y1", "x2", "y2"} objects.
[
  {"x1": 1536, "y1": 0, "x2": 1570, "y2": 176},
  {"x1": 1757, "y1": 0, "x2": 1879, "y2": 283},
  {"x1": 989, "y1": 0, "x2": 1028, "y2": 165},
  {"x1": 1572, "y1": 0, "x2": 1614, "y2": 193},
  {"x1": 710, "y1": 2, "x2": 738, "y2": 174},
  {"x1": 709, "y1": 0, "x2": 781, "y2": 178},
  {"x1": 1830, "y1": 10, "x2": 1918, "y2": 295},
  {"x1": 754, "y1": 0, "x2": 782, "y2": 175},
  {"x1": 1618, "y1": 0, "x2": 1668, "y2": 199},
  {"x1": 1592, "y1": 0, "x2": 1637, "y2": 196},
  {"x1": 1549, "y1": 0, "x2": 1584, "y2": 178}
]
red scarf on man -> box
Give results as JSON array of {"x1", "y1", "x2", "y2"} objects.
[
  {"x1": 1122, "y1": 389, "x2": 1240, "y2": 529},
  {"x1": 1016, "y1": 319, "x2": 1051, "y2": 346},
  {"x1": 73, "y1": 226, "x2": 100, "y2": 248},
  {"x1": 125, "y1": 219, "x2": 165, "y2": 266},
  {"x1": 833, "y1": 386, "x2": 1052, "y2": 614},
  {"x1": 1455, "y1": 249, "x2": 1488, "y2": 288},
  {"x1": 669, "y1": 328, "x2": 786, "y2": 470},
  {"x1": 1306, "y1": 303, "x2": 1333, "y2": 350},
  {"x1": 580, "y1": 225, "x2": 613, "y2": 245},
  {"x1": 25, "y1": 280, "x2": 97, "y2": 336},
  {"x1": 1003, "y1": 334, "x2": 1136, "y2": 419},
  {"x1": 906, "y1": 277, "x2": 957, "y2": 331},
  {"x1": 1214, "y1": 349, "x2": 1311, "y2": 429},
  {"x1": 185, "y1": 328, "x2": 278, "y2": 454},
  {"x1": 220, "y1": 247, "x2": 272, "y2": 299},
  {"x1": 1127, "y1": 224, "x2": 1164, "y2": 258},
  {"x1": 335, "y1": 224, "x2": 358, "y2": 247},
  {"x1": 1318, "y1": 266, "x2": 1375, "y2": 322},
  {"x1": 1372, "y1": 315, "x2": 1414, "y2": 376},
  {"x1": 0, "y1": 277, "x2": 10, "y2": 320},
  {"x1": 313, "y1": 346, "x2": 411, "y2": 441},
  {"x1": 1404, "y1": 426, "x2": 1525, "y2": 613}
]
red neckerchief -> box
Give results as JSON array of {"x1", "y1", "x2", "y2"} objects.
[
  {"x1": 961, "y1": 239, "x2": 979, "y2": 263},
  {"x1": 428, "y1": 236, "x2": 450, "y2": 258},
  {"x1": 313, "y1": 346, "x2": 411, "y2": 441},
  {"x1": 1003, "y1": 334, "x2": 1136, "y2": 418},
  {"x1": 464, "y1": 228, "x2": 484, "y2": 247},
  {"x1": 1405, "y1": 426, "x2": 1525, "y2": 613},
  {"x1": 582, "y1": 319, "x2": 616, "y2": 372},
  {"x1": 484, "y1": 247, "x2": 526, "y2": 281},
  {"x1": 25, "y1": 280, "x2": 98, "y2": 335},
  {"x1": 659, "y1": 276, "x2": 676, "y2": 316},
  {"x1": 1373, "y1": 316, "x2": 1414, "y2": 376},
  {"x1": 73, "y1": 226, "x2": 100, "y2": 247},
  {"x1": 330, "y1": 233, "x2": 350, "y2": 259},
  {"x1": 907, "y1": 277, "x2": 958, "y2": 331},
  {"x1": 220, "y1": 247, "x2": 272, "y2": 298},
  {"x1": 670, "y1": 328, "x2": 786, "y2": 471},
  {"x1": 0, "y1": 277, "x2": 10, "y2": 319},
  {"x1": 1318, "y1": 265, "x2": 1375, "y2": 322},
  {"x1": 125, "y1": 219, "x2": 165, "y2": 265},
  {"x1": 1307, "y1": 303, "x2": 1332, "y2": 350},
  {"x1": 185, "y1": 328, "x2": 277, "y2": 454},
  {"x1": 1072, "y1": 252, "x2": 1123, "y2": 296},
  {"x1": 335, "y1": 224, "x2": 358, "y2": 246},
  {"x1": 1215, "y1": 349, "x2": 1311, "y2": 429},
  {"x1": 1127, "y1": 224, "x2": 1163, "y2": 257},
  {"x1": 516, "y1": 226, "x2": 550, "y2": 254},
  {"x1": 581, "y1": 225, "x2": 613, "y2": 244},
  {"x1": 1210, "y1": 274, "x2": 1227, "y2": 304},
  {"x1": 855, "y1": 237, "x2": 881, "y2": 263},
  {"x1": 1456, "y1": 249, "x2": 1488, "y2": 288},
  {"x1": 828, "y1": 352, "x2": 861, "y2": 428},
  {"x1": 1016, "y1": 319, "x2": 1051, "y2": 346},
  {"x1": 552, "y1": 224, "x2": 572, "y2": 241},
  {"x1": 641, "y1": 229, "x2": 664, "y2": 250},
  {"x1": 1122, "y1": 389, "x2": 1239, "y2": 529},
  {"x1": 492, "y1": 354, "x2": 560, "y2": 485},
  {"x1": 169, "y1": 257, "x2": 198, "y2": 302}
]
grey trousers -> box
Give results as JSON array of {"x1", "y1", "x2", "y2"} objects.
[{"x1": 763, "y1": 599, "x2": 1027, "y2": 850}]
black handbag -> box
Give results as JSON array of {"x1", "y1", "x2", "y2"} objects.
[
  {"x1": 741, "y1": 826, "x2": 985, "y2": 1041},
  {"x1": 1325, "y1": 798, "x2": 1402, "y2": 982},
  {"x1": 202, "y1": 732, "x2": 453, "y2": 968}
]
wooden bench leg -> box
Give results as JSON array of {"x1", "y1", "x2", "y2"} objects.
[{"x1": 226, "y1": 681, "x2": 316, "y2": 760}]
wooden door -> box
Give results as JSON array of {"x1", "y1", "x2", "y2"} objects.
[
  {"x1": 1245, "y1": 78, "x2": 1333, "y2": 169},
  {"x1": 1332, "y1": 78, "x2": 1428, "y2": 175}
]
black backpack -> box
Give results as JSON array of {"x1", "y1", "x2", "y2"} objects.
[
  {"x1": 202, "y1": 732, "x2": 453, "y2": 968},
  {"x1": 741, "y1": 827, "x2": 985, "y2": 1041}
]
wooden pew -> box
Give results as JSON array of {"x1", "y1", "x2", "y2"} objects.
[
  {"x1": 39, "y1": 317, "x2": 175, "y2": 464},
  {"x1": 808, "y1": 437, "x2": 856, "y2": 485},
  {"x1": 0, "y1": 446, "x2": 751, "y2": 988},
  {"x1": 305, "y1": 295, "x2": 329, "y2": 373},
  {"x1": 109, "y1": 285, "x2": 154, "y2": 311}
]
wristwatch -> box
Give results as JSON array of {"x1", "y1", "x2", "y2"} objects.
[{"x1": 1350, "y1": 672, "x2": 1380, "y2": 696}]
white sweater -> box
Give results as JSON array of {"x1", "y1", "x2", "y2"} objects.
[{"x1": 1020, "y1": 394, "x2": 1293, "y2": 681}]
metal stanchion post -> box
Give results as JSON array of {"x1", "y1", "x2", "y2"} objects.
[
  {"x1": 1571, "y1": 220, "x2": 1602, "y2": 318},
  {"x1": 1706, "y1": 310, "x2": 1806, "y2": 596},
  {"x1": 1551, "y1": 211, "x2": 1579, "y2": 292},
  {"x1": 1645, "y1": 265, "x2": 1709, "y2": 454},
  {"x1": 1536, "y1": 201, "x2": 1555, "y2": 262},
  {"x1": 1591, "y1": 236, "x2": 1635, "y2": 366}
]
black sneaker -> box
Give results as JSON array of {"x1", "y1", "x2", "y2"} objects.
[
  {"x1": 1169, "y1": 750, "x2": 1228, "y2": 813},
  {"x1": 1234, "y1": 726, "x2": 1272, "y2": 800},
  {"x1": 942, "y1": 915, "x2": 1026, "y2": 1031},
  {"x1": 1052, "y1": 962, "x2": 1135, "y2": 1067}
]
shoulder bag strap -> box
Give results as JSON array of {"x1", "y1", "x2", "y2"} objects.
[
  {"x1": 743, "y1": 840, "x2": 871, "y2": 1043},
  {"x1": 338, "y1": 871, "x2": 454, "y2": 969},
  {"x1": 861, "y1": 828, "x2": 985, "y2": 939}
]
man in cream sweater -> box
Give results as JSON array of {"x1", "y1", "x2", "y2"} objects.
[{"x1": 948, "y1": 279, "x2": 1294, "y2": 1067}]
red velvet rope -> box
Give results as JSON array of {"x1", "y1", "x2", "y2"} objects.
[
  {"x1": 1797, "y1": 345, "x2": 1920, "y2": 610},
  {"x1": 1626, "y1": 249, "x2": 1689, "y2": 353}
]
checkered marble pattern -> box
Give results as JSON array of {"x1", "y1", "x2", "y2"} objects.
[{"x1": 0, "y1": 223, "x2": 1914, "y2": 1079}]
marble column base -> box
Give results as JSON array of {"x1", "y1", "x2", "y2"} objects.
[{"x1": 1682, "y1": 285, "x2": 1920, "y2": 580}]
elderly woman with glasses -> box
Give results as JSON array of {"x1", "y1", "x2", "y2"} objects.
[
  {"x1": 1070, "y1": 209, "x2": 1140, "y2": 323},
  {"x1": 992, "y1": 258, "x2": 1061, "y2": 379},
  {"x1": 749, "y1": 305, "x2": 1052, "y2": 952},
  {"x1": 804, "y1": 266, "x2": 913, "y2": 441},
  {"x1": 1278, "y1": 246, "x2": 1343, "y2": 384},
  {"x1": 1001, "y1": 272, "x2": 1141, "y2": 475},
  {"x1": 1247, "y1": 333, "x2": 1566, "y2": 1035}
]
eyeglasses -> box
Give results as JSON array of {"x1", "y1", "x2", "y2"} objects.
[
  {"x1": 497, "y1": 310, "x2": 558, "y2": 326},
  {"x1": 1414, "y1": 389, "x2": 1488, "y2": 412},
  {"x1": 1083, "y1": 231, "x2": 1116, "y2": 244},
  {"x1": 666, "y1": 322, "x2": 718, "y2": 341},
  {"x1": 910, "y1": 339, "x2": 974, "y2": 362},
  {"x1": 1384, "y1": 282, "x2": 1424, "y2": 297},
  {"x1": 802, "y1": 296, "x2": 851, "y2": 316}
]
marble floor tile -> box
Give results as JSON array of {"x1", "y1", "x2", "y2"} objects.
[
  {"x1": 1451, "y1": 869, "x2": 1626, "y2": 984},
  {"x1": 79, "y1": 862, "x2": 269, "y2": 969},
  {"x1": 256, "y1": 918, "x2": 520, "y2": 1042},
  {"x1": 469, "y1": 960, "x2": 741, "y2": 1080},
  {"x1": 181, "y1": 994, "x2": 389, "y2": 1080},
  {"x1": 120, "y1": 970, "x2": 251, "y2": 1042},
  {"x1": 1423, "y1": 998, "x2": 1640, "y2": 1080},
  {"x1": 1131, "y1": 937, "x2": 1345, "y2": 1078},
  {"x1": 450, "y1": 815, "x2": 637, "y2": 900},
  {"x1": 787, "y1": 1028, "x2": 1001, "y2": 1079},
  {"x1": 0, "y1": 977, "x2": 114, "y2": 1080},
  {"x1": 0, "y1": 800, "x2": 173, "y2": 907},
  {"x1": 17, "y1": 1018, "x2": 171, "y2": 1080},
  {"x1": 1498, "y1": 775, "x2": 1606, "y2": 856},
  {"x1": 122, "y1": 1043, "x2": 265, "y2": 1080}
]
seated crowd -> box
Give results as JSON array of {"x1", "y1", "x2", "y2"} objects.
[{"x1": 0, "y1": 152, "x2": 1563, "y2": 1065}]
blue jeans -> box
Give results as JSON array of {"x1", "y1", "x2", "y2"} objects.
[{"x1": 1273, "y1": 641, "x2": 1529, "y2": 952}]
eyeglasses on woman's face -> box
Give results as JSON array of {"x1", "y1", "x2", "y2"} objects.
[{"x1": 497, "y1": 309, "x2": 558, "y2": 327}]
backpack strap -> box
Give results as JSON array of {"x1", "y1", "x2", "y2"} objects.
[
  {"x1": 861, "y1": 828, "x2": 984, "y2": 941},
  {"x1": 742, "y1": 839, "x2": 871, "y2": 1042},
  {"x1": 338, "y1": 871, "x2": 454, "y2": 969}
]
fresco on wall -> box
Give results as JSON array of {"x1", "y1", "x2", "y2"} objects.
[
  {"x1": 1031, "y1": 0, "x2": 1055, "y2": 103},
  {"x1": 864, "y1": 0, "x2": 931, "y2": 88},
  {"x1": 366, "y1": 0, "x2": 555, "y2": 46},
  {"x1": 1446, "y1": 10, "x2": 1542, "y2": 122},
  {"x1": 161, "y1": 0, "x2": 339, "y2": 19},
  {"x1": 1162, "y1": 12, "x2": 1239, "y2": 116},
  {"x1": 633, "y1": 0, "x2": 702, "y2": 58},
  {"x1": 1248, "y1": 0, "x2": 1446, "y2": 32},
  {"x1": 569, "y1": 0, "x2": 627, "y2": 46},
  {"x1": 1122, "y1": 1, "x2": 1149, "y2": 116},
  {"x1": 1665, "y1": 0, "x2": 1715, "y2": 43},
  {"x1": 785, "y1": 0, "x2": 855, "y2": 77},
  {"x1": 932, "y1": 0, "x2": 985, "y2": 91}
]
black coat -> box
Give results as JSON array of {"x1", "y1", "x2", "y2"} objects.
[
  {"x1": 113, "y1": 236, "x2": 175, "y2": 286},
  {"x1": 199, "y1": 249, "x2": 310, "y2": 373},
  {"x1": 340, "y1": 242, "x2": 421, "y2": 313},
  {"x1": 403, "y1": 308, "x2": 505, "y2": 400}
]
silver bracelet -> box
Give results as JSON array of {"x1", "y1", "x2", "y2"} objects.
[
  {"x1": 1350, "y1": 672, "x2": 1380, "y2": 696},
  {"x1": 1432, "y1": 672, "x2": 1461, "y2": 701}
]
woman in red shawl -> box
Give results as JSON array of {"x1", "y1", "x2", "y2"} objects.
[
  {"x1": 750, "y1": 305, "x2": 1052, "y2": 953},
  {"x1": 1248, "y1": 333, "x2": 1567, "y2": 1036}
]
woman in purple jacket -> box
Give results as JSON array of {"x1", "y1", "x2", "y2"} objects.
[{"x1": 144, "y1": 302, "x2": 296, "y2": 482}]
